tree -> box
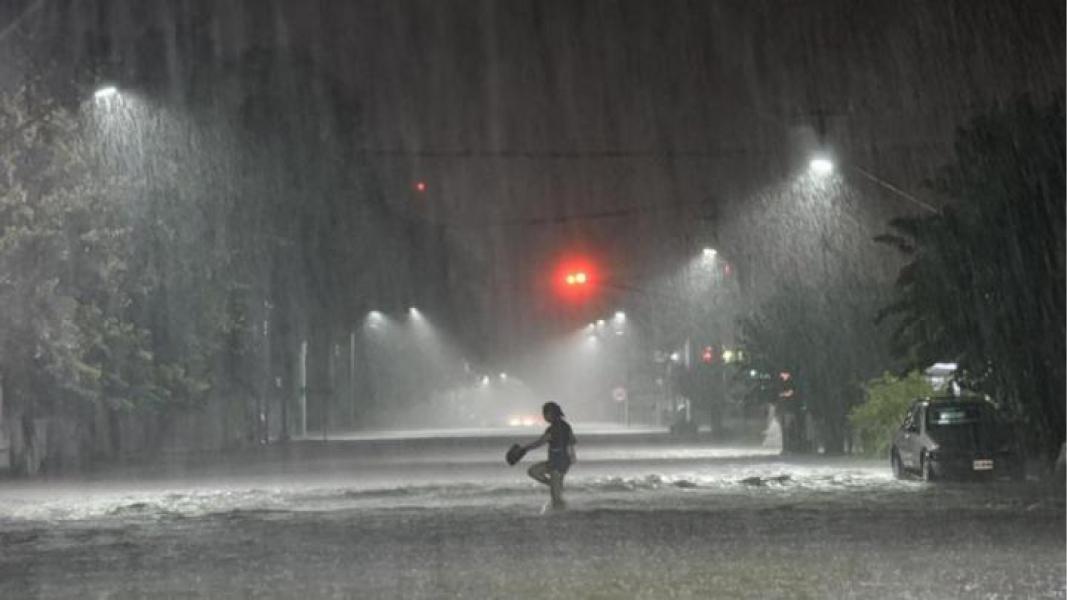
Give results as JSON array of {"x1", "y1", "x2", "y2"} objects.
[
  {"x1": 877, "y1": 93, "x2": 1065, "y2": 461},
  {"x1": 0, "y1": 85, "x2": 205, "y2": 471},
  {"x1": 739, "y1": 279, "x2": 891, "y2": 454},
  {"x1": 849, "y1": 371, "x2": 933, "y2": 457}
]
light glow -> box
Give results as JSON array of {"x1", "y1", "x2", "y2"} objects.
[
  {"x1": 554, "y1": 256, "x2": 597, "y2": 302},
  {"x1": 809, "y1": 157, "x2": 834, "y2": 175},
  {"x1": 93, "y1": 86, "x2": 118, "y2": 99}
]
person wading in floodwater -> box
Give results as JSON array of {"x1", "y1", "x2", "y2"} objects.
[{"x1": 521, "y1": 402, "x2": 577, "y2": 510}]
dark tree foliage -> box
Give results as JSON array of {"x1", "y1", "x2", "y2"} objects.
[
  {"x1": 876, "y1": 93, "x2": 1066, "y2": 459},
  {"x1": 739, "y1": 279, "x2": 890, "y2": 455},
  {"x1": 1, "y1": 28, "x2": 459, "y2": 470},
  {"x1": 0, "y1": 83, "x2": 210, "y2": 472}
]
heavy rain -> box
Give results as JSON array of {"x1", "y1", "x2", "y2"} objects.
[{"x1": 0, "y1": 1, "x2": 1064, "y2": 598}]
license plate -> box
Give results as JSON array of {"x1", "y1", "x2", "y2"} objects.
[{"x1": 973, "y1": 459, "x2": 994, "y2": 471}]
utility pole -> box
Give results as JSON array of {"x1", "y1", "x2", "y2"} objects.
[
  {"x1": 324, "y1": 342, "x2": 338, "y2": 442},
  {"x1": 0, "y1": 372, "x2": 7, "y2": 471},
  {"x1": 349, "y1": 330, "x2": 356, "y2": 428},
  {"x1": 262, "y1": 300, "x2": 272, "y2": 444},
  {"x1": 299, "y1": 340, "x2": 307, "y2": 438}
]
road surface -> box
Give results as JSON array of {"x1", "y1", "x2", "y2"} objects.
[{"x1": 1, "y1": 427, "x2": 1063, "y2": 598}]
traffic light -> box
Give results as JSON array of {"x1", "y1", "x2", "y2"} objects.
[
  {"x1": 554, "y1": 257, "x2": 596, "y2": 302},
  {"x1": 701, "y1": 346, "x2": 716, "y2": 364},
  {"x1": 564, "y1": 271, "x2": 588, "y2": 286}
]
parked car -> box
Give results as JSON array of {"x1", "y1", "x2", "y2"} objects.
[{"x1": 890, "y1": 396, "x2": 1023, "y2": 481}]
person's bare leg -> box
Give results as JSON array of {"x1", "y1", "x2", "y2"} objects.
[
  {"x1": 549, "y1": 470, "x2": 566, "y2": 508},
  {"x1": 527, "y1": 461, "x2": 551, "y2": 485}
]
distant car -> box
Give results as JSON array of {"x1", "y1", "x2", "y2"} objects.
[
  {"x1": 890, "y1": 396, "x2": 1023, "y2": 481},
  {"x1": 507, "y1": 415, "x2": 540, "y2": 427}
]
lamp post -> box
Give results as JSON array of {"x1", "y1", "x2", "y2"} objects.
[
  {"x1": 600, "y1": 307, "x2": 663, "y2": 427},
  {"x1": 808, "y1": 156, "x2": 834, "y2": 176},
  {"x1": 808, "y1": 152, "x2": 938, "y2": 214},
  {"x1": 93, "y1": 86, "x2": 119, "y2": 100}
]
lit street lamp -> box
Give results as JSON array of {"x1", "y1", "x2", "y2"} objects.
[
  {"x1": 808, "y1": 156, "x2": 834, "y2": 176},
  {"x1": 807, "y1": 151, "x2": 938, "y2": 214},
  {"x1": 93, "y1": 85, "x2": 119, "y2": 100}
]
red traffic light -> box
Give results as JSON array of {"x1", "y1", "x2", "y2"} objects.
[
  {"x1": 701, "y1": 346, "x2": 715, "y2": 364},
  {"x1": 553, "y1": 257, "x2": 596, "y2": 302},
  {"x1": 565, "y1": 271, "x2": 588, "y2": 286},
  {"x1": 414, "y1": 181, "x2": 428, "y2": 193}
]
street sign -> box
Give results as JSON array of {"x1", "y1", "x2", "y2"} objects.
[{"x1": 612, "y1": 386, "x2": 628, "y2": 403}]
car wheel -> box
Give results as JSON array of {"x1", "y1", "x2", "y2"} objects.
[
  {"x1": 891, "y1": 450, "x2": 905, "y2": 480},
  {"x1": 920, "y1": 452, "x2": 935, "y2": 482}
]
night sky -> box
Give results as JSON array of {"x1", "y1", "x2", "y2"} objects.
[{"x1": 2, "y1": 0, "x2": 1063, "y2": 355}]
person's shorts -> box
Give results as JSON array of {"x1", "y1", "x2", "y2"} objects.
[{"x1": 548, "y1": 456, "x2": 571, "y2": 474}]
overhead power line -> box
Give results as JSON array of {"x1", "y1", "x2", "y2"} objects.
[{"x1": 352, "y1": 139, "x2": 953, "y2": 161}]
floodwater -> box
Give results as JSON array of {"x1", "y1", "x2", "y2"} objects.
[{"x1": 1, "y1": 430, "x2": 1063, "y2": 598}]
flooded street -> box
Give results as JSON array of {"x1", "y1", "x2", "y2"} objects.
[
  {"x1": 2, "y1": 431, "x2": 1063, "y2": 598},
  {"x1": 1, "y1": 1, "x2": 1063, "y2": 597}
]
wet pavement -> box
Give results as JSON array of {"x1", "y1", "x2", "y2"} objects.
[{"x1": 1, "y1": 429, "x2": 1063, "y2": 598}]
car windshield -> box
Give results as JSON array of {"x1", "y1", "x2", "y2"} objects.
[{"x1": 926, "y1": 404, "x2": 988, "y2": 427}]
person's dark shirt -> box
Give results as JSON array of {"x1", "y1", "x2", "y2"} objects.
[{"x1": 545, "y1": 420, "x2": 576, "y2": 470}]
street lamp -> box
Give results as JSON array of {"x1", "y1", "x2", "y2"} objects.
[
  {"x1": 365, "y1": 310, "x2": 387, "y2": 329},
  {"x1": 807, "y1": 151, "x2": 939, "y2": 214},
  {"x1": 809, "y1": 156, "x2": 834, "y2": 176},
  {"x1": 93, "y1": 85, "x2": 119, "y2": 100}
]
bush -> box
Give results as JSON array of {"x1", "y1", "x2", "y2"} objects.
[{"x1": 850, "y1": 371, "x2": 934, "y2": 457}]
